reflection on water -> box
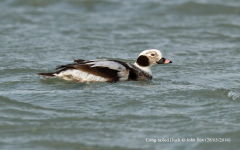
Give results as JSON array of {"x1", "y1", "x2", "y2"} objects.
[{"x1": 228, "y1": 91, "x2": 240, "y2": 100}]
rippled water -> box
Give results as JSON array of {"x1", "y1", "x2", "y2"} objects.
[{"x1": 0, "y1": 0, "x2": 240, "y2": 150}]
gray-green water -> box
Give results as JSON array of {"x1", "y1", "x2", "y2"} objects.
[{"x1": 0, "y1": 0, "x2": 240, "y2": 150}]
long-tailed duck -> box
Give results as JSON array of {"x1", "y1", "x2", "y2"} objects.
[{"x1": 38, "y1": 49, "x2": 172, "y2": 83}]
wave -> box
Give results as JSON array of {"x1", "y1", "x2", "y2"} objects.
[
  {"x1": 170, "y1": 1, "x2": 240, "y2": 15},
  {"x1": 228, "y1": 91, "x2": 240, "y2": 100},
  {"x1": 4, "y1": 0, "x2": 240, "y2": 15},
  {"x1": 3, "y1": 0, "x2": 122, "y2": 12},
  {"x1": 25, "y1": 140, "x2": 139, "y2": 150}
]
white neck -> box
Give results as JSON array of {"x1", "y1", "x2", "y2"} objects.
[{"x1": 134, "y1": 62, "x2": 152, "y2": 75}]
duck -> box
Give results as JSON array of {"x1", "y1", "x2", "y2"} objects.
[{"x1": 38, "y1": 49, "x2": 172, "y2": 83}]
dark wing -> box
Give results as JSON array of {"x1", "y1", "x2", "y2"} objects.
[
  {"x1": 74, "y1": 59, "x2": 87, "y2": 64},
  {"x1": 55, "y1": 59, "x2": 124, "y2": 82},
  {"x1": 74, "y1": 65, "x2": 119, "y2": 82},
  {"x1": 109, "y1": 60, "x2": 138, "y2": 81}
]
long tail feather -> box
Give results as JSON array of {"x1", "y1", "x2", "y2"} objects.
[{"x1": 37, "y1": 72, "x2": 55, "y2": 77}]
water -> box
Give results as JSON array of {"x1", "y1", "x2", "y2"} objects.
[
  {"x1": 228, "y1": 91, "x2": 240, "y2": 100},
  {"x1": 0, "y1": 0, "x2": 240, "y2": 149}
]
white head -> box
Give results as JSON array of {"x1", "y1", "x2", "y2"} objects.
[{"x1": 134, "y1": 49, "x2": 172, "y2": 74}]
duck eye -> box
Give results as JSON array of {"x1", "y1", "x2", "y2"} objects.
[{"x1": 151, "y1": 53, "x2": 155, "y2": 56}]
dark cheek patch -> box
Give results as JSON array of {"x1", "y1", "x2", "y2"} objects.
[{"x1": 136, "y1": 55, "x2": 150, "y2": 67}]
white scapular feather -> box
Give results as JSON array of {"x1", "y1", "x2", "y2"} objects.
[{"x1": 87, "y1": 61, "x2": 126, "y2": 71}]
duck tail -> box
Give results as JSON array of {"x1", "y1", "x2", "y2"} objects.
[{"x1": 37, "y1": 72, "x2": 55, "y2": 77}]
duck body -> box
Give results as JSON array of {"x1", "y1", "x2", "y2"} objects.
[{"x1": 38, "y1": 49, "x2": 172, "y2": 83}]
